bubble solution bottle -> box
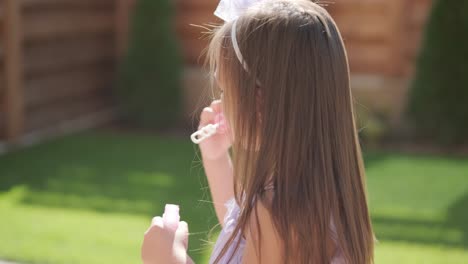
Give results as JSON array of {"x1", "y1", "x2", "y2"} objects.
[{"x1": 163, "y1": 204, "x2": 180, "y2": 231}]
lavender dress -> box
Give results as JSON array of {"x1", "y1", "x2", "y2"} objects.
[{"x1": 209, "y1": 198, "x2": 346, "y2": 264}]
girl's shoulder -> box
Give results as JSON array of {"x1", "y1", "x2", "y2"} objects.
[
  {"x1": 242, "y1": 193, "x2": 283, "y2": 263},
  {"x1": 247, "y1": 191, "x2": 340, "y2": 263}
]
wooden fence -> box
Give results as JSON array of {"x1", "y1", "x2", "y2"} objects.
[
  {"x1": 175, "y1": 0, "x2": 432, "y2": 123},
  {"x1": 0, "y1": 0, "x2": 122, "y2": 145},
  {"x1": 0, "y1": 0, "x2": 432, "y2": 146},
  {"x1": 176, "y1": 0, "x2": 432, "y2": 76}
]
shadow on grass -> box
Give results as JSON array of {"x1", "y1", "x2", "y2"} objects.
[
  {"x1": 447, "y1": 192, "x2": 468, "y2": 248},
  {"x1": 0, "y1": 131, "x2": 220, "y2": 262},
  {"x1": 364, "y1": 151, "x2": 468, "y2": 250},
  {"x1": 371, "y1": 212, "x2": 467, "y2": 249}
]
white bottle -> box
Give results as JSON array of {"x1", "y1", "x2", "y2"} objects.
[{"x1": 162, "y1": 204, "x2": 180, "y2": 231}]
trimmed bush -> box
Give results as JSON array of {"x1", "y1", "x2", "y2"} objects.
[
  {"x1": 407, "y1": 0, "x2": 468, "y2": 144},
  {"x1": 116, "y1": 0, "x2": 182, "y2": 127}
]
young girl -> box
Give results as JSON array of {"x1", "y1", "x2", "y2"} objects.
[{"x1": 141, "y1": 0, "x2": 375, "y2": 263}]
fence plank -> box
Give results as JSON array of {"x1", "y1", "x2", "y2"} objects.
[
  {"x1": 177, "y1": 0, "x2": 217, "y2": 10},
  {"x1": 22, "y1": 0, "x2": 114, "y2": 8},
  {"x1": 23, "y1": 9, "x2": 114, "y2": 41},
  {"x1": 181, "y1": 38, "x2": 211, "y2": 65},
  {"x1": 115, "y1": 0, "x2": 135, "y2": 59},
  {"x1": 4, "y1": 0, "x2": 25, "y2": 141},
  {"x1": 26, "y1": 95, "x2": 110, "y2": 132},
  {"x1": 387, "y1": 0, "x2": 410, "y2": 76},
  {"x1": 333, "y1": 14, "x2": 392, "y2": 42},
  {"x1": 24, "y1": 36, "x2": 115, "y2": 77},
  {"x1": 25, "y1": 67, "x2": 113, "y2": 108},
  {"x1": 327, "y1": 1, "x2": 389, "y2": 16},
  {"x1": 346, "y1": 42, "x2": 392, "y2": 74}
]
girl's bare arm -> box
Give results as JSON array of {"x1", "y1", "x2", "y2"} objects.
[
  {"x1": 202, "y1": 152, "x2": 234, "y2": 226},
  {"x1": 198, "y1": 100, "x2": 234, "y2": 225}
]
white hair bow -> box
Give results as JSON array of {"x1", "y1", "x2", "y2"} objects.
[
  {"x1": 214, "y1": 0, "x2": 266, "y2": 70},
  {"x1": 214, "y1": 0, "x2": 263, "y2": 22}
]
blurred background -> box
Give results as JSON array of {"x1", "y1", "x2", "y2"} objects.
[{"x1": 0, "y1": 0, "x2": 467, "y2": 263}]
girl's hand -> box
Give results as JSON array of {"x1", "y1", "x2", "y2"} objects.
[
  {"x1": 141, "y1": 217, "x2": 191, "y2": 264},
  {"x1": 198, "y1": 100, "x2": 232, "y2": 160}
]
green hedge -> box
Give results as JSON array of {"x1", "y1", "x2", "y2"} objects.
[
  {"x1": 407, "y1": 0, "x2": 468, "y2": 144},
  {"x1": 116, "y1": 0, "x2": 182, "y2": 128}
]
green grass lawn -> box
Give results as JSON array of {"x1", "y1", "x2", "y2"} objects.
[{"x1": 0, "y1": 131, "x2": 467, "y2": 263}]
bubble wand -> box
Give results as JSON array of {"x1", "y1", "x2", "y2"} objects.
[{"x1": 191, "y1": 113, "x2": 227, "y2": 144}]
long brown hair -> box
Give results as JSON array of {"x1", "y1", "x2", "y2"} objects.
[{"x1": 207, "y1": 0, "x2": 374, "y2": 263}]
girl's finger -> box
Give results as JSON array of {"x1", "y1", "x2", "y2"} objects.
[
  {"x1": 144, "y1": 216, "x2": 163, "y2": 235},
  {"x1": 151, "y1": 216, "x2": 164, "y2": 228},
  {"x1": 210, "y1": 100, "x2": 223, "y2": 114},
  {"x1": 199, "y1": 107, "x2": 215, "y2": 128},
  {"x1": 175, "y1": 221, "x2": 189, "y2": 249}
]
